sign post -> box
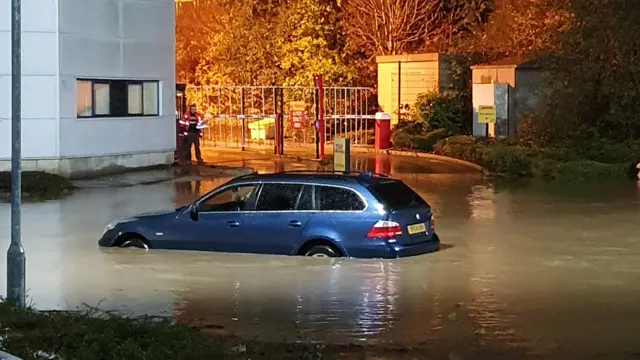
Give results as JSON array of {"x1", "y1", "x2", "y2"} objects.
[
  {"x1": 477, "y1": 105, "x2": 496, "y2": 138},
  {"x1": 333, "y1": 138, "x2": 350, "y2": 173},
  {"x1": 8, "y1": 0, "x2": 26, "y2": 307}
]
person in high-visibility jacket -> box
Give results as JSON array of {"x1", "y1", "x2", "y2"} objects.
[{"x1": 179, "y1": 104, "x2": 205, "y2": 165}]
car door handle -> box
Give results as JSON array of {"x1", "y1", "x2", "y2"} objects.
[
  {"x1": 227, "y1": 220, "x2": 240, "y2": 228},
  {"x1": 288, "y1": 220, "x2": 302, "y2": 228}
]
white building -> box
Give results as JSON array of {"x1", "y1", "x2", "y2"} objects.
[{"x1": 0, "y1": 0, "x2": 176, "y2": 178}]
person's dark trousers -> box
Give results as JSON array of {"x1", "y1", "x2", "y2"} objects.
[
  {"x1": 180, "y1": 137, "x2": 191, "y2": 165},
  {"x1": 185, "y1": 133, "x2": 204, "y2": 164}
]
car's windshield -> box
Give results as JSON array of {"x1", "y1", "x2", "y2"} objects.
[{"x1": 368, "y1": 180, "x2": 427, "y2": 210}]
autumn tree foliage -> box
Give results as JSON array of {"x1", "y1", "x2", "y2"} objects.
[
  {"x1": 342, "y1": 0, "x2": 488, "y2": 56},
  {"x1": 175, "y1": 0, "x2": 353, "y2": 86},
  {"x1": 461, "y1": 0, "x2": 571, "y2": 61},
  {"x1": 175, "y1": 0, "x2": 640, "y2": 144},
  {"x1": 542, "y1": 0, "x2": 640, "y2": 143}
]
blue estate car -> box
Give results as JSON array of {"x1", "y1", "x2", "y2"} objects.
[{"x1": 98, "y1": 171, "x2": 440, "y2": 259}]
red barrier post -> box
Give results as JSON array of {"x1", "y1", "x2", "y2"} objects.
[
  {"x1": 314, "y1": 75, "x2": 325, "y2": 160},
  {"x1": 375, "y1": 112, "x2": 392, "y2": 150}
]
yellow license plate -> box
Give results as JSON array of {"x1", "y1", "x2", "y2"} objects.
[{"x1": 407, "y1": 223, "x2": 426, "y2": 235}]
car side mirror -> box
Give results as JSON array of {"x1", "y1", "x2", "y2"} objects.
[{"x1": 190, "y1": 205, "x2": 199, "y2": 221}]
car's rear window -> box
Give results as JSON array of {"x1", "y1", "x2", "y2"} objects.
[{"x1": 368, "y1": 181, "x2": 427, "y2": 210}]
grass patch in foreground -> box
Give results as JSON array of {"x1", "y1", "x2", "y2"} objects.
[
  {"x1": 0, "y1": 171, "x2": 74, "y2": 200},
  {"x1": 0, "y1": 301, "x2": 426, "y2": 360}
]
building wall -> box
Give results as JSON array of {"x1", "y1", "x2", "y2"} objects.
[
  {"x1": 0, "y1": 0, "x2": 61, "y2": 160},
  {"x1": 1, "y1": 0, "x2": 176, "y2": 175},
  {"x1": 58, "y1": 0, "x2": 176, "y2": 158},
  {"x1": 472, "y1": 66, "x2": 546, "y2": 138},
  {"x1": 514, "y1": 69, "x2": 547, "y2": 127},
  {"x1": 471, "y1": 67, "x2": 516, "y2": 87},
  {"x1": 377, "y1": 54, "x2": 442, "y2": 125}
]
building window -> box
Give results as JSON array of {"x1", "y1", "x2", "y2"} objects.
[
  {"x1": 76, "y1": 80, "x2": 93, "y2": 117},
  {"x1": 76, "y1": 79, "x2": 160, "y2": 118},
  {"x1": 93, "y1": 82, "x2": 110, "y2": 115},
  {"x1": 127, "y1": 83, "x2": 143, "y2": 115}
]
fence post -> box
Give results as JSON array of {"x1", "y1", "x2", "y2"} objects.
[
  {"x1": 279, "y1": 87, "x2": 285, "y2": 155},
  {"x1": 240, "y1": 87, "x2": 245, "y2": 151},
  {"x1": 273, "y1": 87, "x2": 279, "y2": 155},
  {"x1": 314, "y1": 81, "x2": 320, "y2": 160},
  {"x1": 314, "y1": 75, "x2": 325, "y2": 160}
]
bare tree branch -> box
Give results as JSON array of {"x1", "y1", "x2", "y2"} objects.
[{"x1": 343, "y1": 0, "x2": 486, "y2": 55}]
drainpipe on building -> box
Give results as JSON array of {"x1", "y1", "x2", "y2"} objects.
[{"x1": 397, "y1": 61, "x2": 402, "y2": 123}]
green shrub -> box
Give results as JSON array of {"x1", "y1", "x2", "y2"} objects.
[
  {"x1": 432, "y1": 135, "x2": 480, "y2": 159},
  {"x1": 533, "y1": 160, "x2": 627, "y2": 181},
  {"x1": 413, "y1": 91, "x2": 471, "y2": 135},
  {"x1": 390, "y1": 128, "x2": 415, "y2": 149},
  {"x1": 478, "y1": 144, "x2": 533, "y2": 177},
  {"x1": 391, "y1": 127, "x2": 446, "y2": 152}
]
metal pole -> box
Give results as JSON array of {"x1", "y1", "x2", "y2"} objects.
[
  {"x1": 273, "y1": 87, "x2": 278, "y2": 155},
  {"x1": 217, "y1": 87, "x2": 221, "y2": 146},
  {"x1": 397, "y1": 61, "x2": 402, "y2": 122},
  {"x1": 355, "y1": 89, "x2": 359, "y2": 145},
  {"x1": 240, "y1": 87, "x2": 245, "y2": 151},
  {"x1": 365, "y1": 91, "x2": 369, "y2": 144},
  {"x1": 317, "y1": 76, "x2": 325, "y2": 160},
  {"x1": 314, "y1": 79, "x2": 320, "y2": 160},
  {"x1": 7, "y1": 0, "x2": 25, "y2": 307},
  {"x1": 279, "y1": 87, "x2": 284, "y2": 155}
]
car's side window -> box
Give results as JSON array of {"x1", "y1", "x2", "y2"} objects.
[
  {"x1": 296, "y1": 185, "x2": 314, "y2": 210},
  {"x1": 316, "y1": 186, "x2": 365, "y2": 211},
  {"x1": 198, "y1": 184, "x2": 257, "y2": 212},
  {"x1": 256, "y1": 183, "x2": 303, "y2": 211}
]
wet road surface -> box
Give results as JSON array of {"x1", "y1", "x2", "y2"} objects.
[{"x1": 1, "y1": 154, "x2": 640, "y2": 358}]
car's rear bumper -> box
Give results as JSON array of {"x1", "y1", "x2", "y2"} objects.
[{"x1": 346, "y1": 234, "x2": 440, "y2": 259}]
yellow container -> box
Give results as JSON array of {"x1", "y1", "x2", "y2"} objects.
[{"x1": 248, "y1": 118, "x2": 275, "y2": 140}]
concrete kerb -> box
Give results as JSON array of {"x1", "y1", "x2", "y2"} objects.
[
  {"x1": 365, "y1": 148, "x2": 487, "y2": 174},
  {"x1": 206, "y1": 146, "x2": 487, "y2": 174},
  {"x1": 71, "y1": 165, "x2": 255, "y2": 189}
]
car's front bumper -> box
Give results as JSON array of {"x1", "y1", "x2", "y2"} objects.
[
  {"x1": 98, "y1": 228, "x2": 119, "y2": 247},
  {"x1": 346, "y1": 234, "x2": 441, "y2": 259}
]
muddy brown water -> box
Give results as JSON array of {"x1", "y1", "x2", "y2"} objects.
[{"x1": 1, "y1": 155, "x2": 639, "y2": 358}]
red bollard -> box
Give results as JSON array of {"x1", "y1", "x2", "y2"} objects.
[{"x1": 375, "y1": 112, "x2": 392, "y2": 150}]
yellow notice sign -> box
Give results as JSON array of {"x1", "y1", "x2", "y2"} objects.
[
  {"x1": 333, "y1": 137, "x2": 350, "y2": 172},
  {"x1": 290, "y1": 101, "x2": 306, "y2": 112},
  {"x1": 478, "y1": 105, "x2": 496, "y2": 124}
]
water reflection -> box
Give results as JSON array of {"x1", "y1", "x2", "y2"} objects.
[{"x1": 0, "y1": 156, "x2": 639, "y2": 357}]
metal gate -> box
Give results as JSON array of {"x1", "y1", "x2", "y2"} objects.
[{"x1": 185, "y1": 85, "x2": 377, "y2": 152}]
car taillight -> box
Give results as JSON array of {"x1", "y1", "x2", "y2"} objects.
[
  {"x1": 429, "y1": 214, "x2": 435, "y2": 233},
  {"x1": 367, "y1": 220, "x2": 402, "y2": 239}
]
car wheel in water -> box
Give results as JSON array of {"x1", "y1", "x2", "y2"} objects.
[
  {"x1": 304, "y1": 245, "x2": 340, "y2": 258},
  {"x1": 119, "y1": 238, "x2": 149, "y2": 250}
]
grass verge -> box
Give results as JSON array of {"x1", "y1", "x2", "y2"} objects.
[
  {"x1": 0, "y1": 172, "x2": 75, "y2": 201},
  {"x1": 0, "y1": 300, "x2": 424, "y2": 360}
]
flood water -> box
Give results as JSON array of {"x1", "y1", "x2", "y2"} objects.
[{"x1": 1, "y1": 155, "x2": 639, "y2": 358}]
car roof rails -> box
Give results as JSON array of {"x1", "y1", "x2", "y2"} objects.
[
  {"x1": 358, "y1": 171, "x2": 389, "y2": 178},
  {"x1": 276, "y1": 170, "x2": 389, "y2": 178},
  {"x1": 232, "y1": 172, "x2": 259, "y2": 180}
]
